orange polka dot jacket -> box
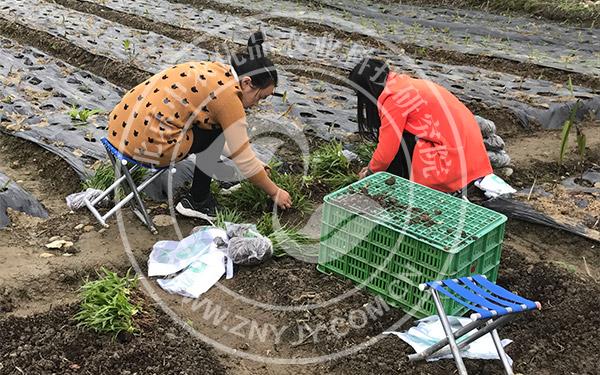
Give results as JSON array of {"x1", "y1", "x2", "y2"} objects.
[{"x1": 107, "y1": 61, "x2": 266, "y2": 182}]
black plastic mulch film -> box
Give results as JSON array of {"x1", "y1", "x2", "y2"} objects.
[
  {"x1": 0, "y1": 171, "x2": 48, "y2": 227},
  {"x1": 0, "y1": 0, "x2": 598, "y2": 207}
]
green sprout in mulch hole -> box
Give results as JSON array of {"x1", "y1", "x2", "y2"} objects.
[
  {"x1": 68, "y1": 105, "x2": 101, "y2": 125},
  {"x1": 1, "y1": 95, "x2": 14, "y2": 104},
  {"x1": 0, "y1": 179, "x2": 10, "y2": 193},
  {"x1": 74, "y1": 268, "x2": 141, "y2": 336}
]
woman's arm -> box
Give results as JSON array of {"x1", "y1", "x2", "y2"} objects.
[{"x1": 209, "y1": 89, "x2": 291, "y2": 207}]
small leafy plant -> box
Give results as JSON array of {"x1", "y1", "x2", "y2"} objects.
[
  {"x1": 69, "y1": 105, "x2": 101, "y2": 124},
  {"x1": 270, "y1": 168, "x2": 313, "y2": 214},
  {"x1": 354, "y1": 142, "x2": 376, "y2": 164},
  {"x1": 122, "y1": 39, "x2": 137, "y2": 61},
  {"x1": 559, "y1": 77, "x2": 585, "y2": 164},
  {"x1": 74, "y1": 268, "x2": 140, "y2": 335}
]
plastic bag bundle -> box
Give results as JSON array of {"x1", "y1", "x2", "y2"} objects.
[
  {"x1": 225, "y1": 223, "x2": 273, "y2": 265},
  {"x1": 475, "y1": 115, "x2": 497, "y2": 138},
  {"x1": 66, "y1": 188, "x2": 107, "y2": 210},
  {"x1": 476, "y1": 116, "x2": 511, "y2": 169},
  {"x1": 483, "y1": 134, "x2": 505, "y2": 152},
  {"x1": 227, "y1": 237, "x2": 273, "y2": 265},
  {"x1": 488, "y1": 150, "x2": 511, "y2": 169}
]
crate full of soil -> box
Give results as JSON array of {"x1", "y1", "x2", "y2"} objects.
[{"x1": 317, "y1": 172, "x2": 507, "y2": 318}]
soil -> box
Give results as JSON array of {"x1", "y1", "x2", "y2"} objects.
[
  {"x1": 1, "y1": 108, "x2": 599, "y2": 375},
  {"x1": 0, "y1": 304, "x2": 227, "y2": 375}
]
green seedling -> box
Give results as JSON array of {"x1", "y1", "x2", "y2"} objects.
[
  {"x1": 122, "y1": 39, "x2": 137, "y2": 61},
  {"x1": 214, "y1": 207, "x2": 244, "y2": 229},
  {"x1": 256, "y1": 213, "x2": 317, "y2": 257},
  {"x1": 1, "y1": 95, "x2": 14, "y2": 104},
  {"x1": 224, "y1": 166, "x2": 312, "y2": 214},
  {"x1": 310, "y1": 142, "x2": 357, "y2": 190},
  {"x1": 0, "y1": 179, "x2": 10, "y2": 193},
  {"x1": 69, "y1": 105, "x2": 101, "y2": 124},
  {"x1": 222, "y1": 180, "x2": 270, "y2": 213},
  {"x1": 354, "y1": 142, "x2": 376, "y2": 164},
  {"x1": 270, "y1": 168, "x2": 313, "y2": 214},
  {"x1": 559, "y1": 77, "x2": 584, "y2": 163},
  {"x1": 74, "y1": 268, "x2": 140, "y2": 336}
]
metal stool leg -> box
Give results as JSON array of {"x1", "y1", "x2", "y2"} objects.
[
  {"x1": 489, "y1": 321, "x2": 514, "y2": 375},
  {"x1": 431, "y1": 288, "x2": 468, "y2": 375},
  {"x1": 120, "y1": 162, "x2": 158, "y2": 234}
]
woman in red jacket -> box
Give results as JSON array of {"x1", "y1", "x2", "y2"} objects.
[{"x1": 349, "y1": 58, "x2": 492, "y2": 194}]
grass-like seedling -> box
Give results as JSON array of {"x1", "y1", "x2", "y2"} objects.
[
  {"x1": 559, "y1": 77, "x2": 585, "y2": 164},
  {"x1": 354, "y1": 142, "x2": 376, "y2": 164},
  {"x1": 82, "y1": 162, "x2": 147, "y2": 191},
  {"x1": 214, "y1": 207, "x2": 243, "y2": 228},
  {"x1": 310, "y1": 142, "x2": 358, "y2": 190},
  {"x1": 223, "y1": 167, "x2": 313, "y2": 214},
  {"x1": 68, "y1": 105, "x2": 101, "y2": 124},
  {"x1": 270, "y1": 169, "x2": 313, "y2": 214},
  {"x1": 74, "y1": 268, "x2": 140, "y2": 336},
  {"x1": 256, "y1": 213, "x2": 317, "y2": 257},
  {"x1": 222, "y1": 180, "x2": 270, "y2": 212}
]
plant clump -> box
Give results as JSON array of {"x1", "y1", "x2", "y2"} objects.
[{"x1": 74, "y1": 268, "x2": 141, "y2": 336}]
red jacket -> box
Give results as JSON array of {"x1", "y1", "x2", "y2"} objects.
[{"x1": 369, "y1": 72, "x2": 492, "y2": 192}]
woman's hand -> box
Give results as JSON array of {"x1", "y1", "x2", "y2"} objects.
[
  {"x1": 358, "y1": 167, "x2": 370, "y2": 180},
  {"x1": 270, "y1": 188, "x2": 292, "y2": 209}
]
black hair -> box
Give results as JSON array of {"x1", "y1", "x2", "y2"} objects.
[
  {"x1": 348, "y1": 58, "x2": 390, "y2": 140},
  {"x1": 230, "y1": 31, "x2": 278, "y2": 89}
]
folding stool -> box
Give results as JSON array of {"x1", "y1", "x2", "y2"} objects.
[
  {"x1": 84, "y1": 137, "x2": 175, "y2": 234},
  {"x1": 410, "y1": 274, "x2": 542, "y2": 375}
]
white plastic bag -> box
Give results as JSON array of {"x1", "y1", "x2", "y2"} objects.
[
  {"x1": 65, "y1": 188, "x2": 106, "y2": 210},
  {"x1": 148, "y1": 227, "x2": 227, "y2": 277},
  {"x1": 157, "y1": 250, "x2": 233, "y2": 299},
  {"x1": 384, "y1": 315, "x2": 512, "y2": 363},
  {"x1": 475, "y1": 174, "x2": 517, "y2": 199}
]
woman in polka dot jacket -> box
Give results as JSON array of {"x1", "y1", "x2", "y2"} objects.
[{"x1": 107, "y1": 32, "x2": 292, "y2": 220}]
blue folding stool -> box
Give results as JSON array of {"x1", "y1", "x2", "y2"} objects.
[
  {"x1": 84, "y1": 137, "x2": 175, "y2": 234},
  {"x1": 411, "y1": 275, "x2": 542, "y2": 375}
]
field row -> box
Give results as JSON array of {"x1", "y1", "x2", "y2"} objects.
[{"x1": 2, "y1": 0, "x2": 598, "y2": 134}]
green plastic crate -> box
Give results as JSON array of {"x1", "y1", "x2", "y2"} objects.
[{"x1": 317, "y1": 172, "x2": 507, "y2": 318}]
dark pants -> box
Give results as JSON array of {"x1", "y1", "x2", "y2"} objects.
[
  {"x1": 386, "y1": 131, "x2": 418, "y2": 179},
  {"x1": 188, "y1": 126, "x2": 224, "y2": 202}
]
